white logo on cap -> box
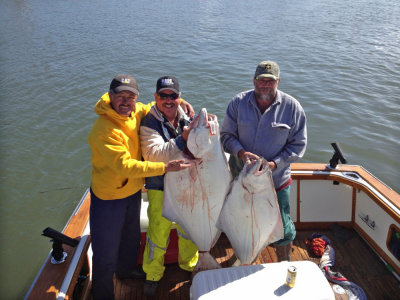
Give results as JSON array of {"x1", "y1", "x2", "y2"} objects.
[
  {"x1": 121, "y1": 78, "x2": 131, "y2": 84},
  {"x1": 162, "y1": 78, "x2": 173, "y2": 86}
]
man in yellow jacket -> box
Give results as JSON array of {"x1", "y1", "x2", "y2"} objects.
[{"x1": 88, "y1": 74, "x2": 193, "y2": 300}]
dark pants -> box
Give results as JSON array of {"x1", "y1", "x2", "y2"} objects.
[{"x1": 90, "y1": 189, "x2": 142, "y2": 300}]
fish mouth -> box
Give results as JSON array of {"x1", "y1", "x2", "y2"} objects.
[
  {"x1": 246, "y1": 158, "x2": 269, "y2": 175},
  {"x1": 190, "y1": 108, "x2": 208, "y2": 128},
  {"x1": 258, "y1": 159, "x2": 268, "y2": 171},
  {"x1": 190, "y1": 108, "x2": 217, "y2": 135},
  {"x1": 255, "y1": 158, "x2": 269, "y2": 175}
]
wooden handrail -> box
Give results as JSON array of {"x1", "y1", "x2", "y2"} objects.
[
  {"x1": 25, "y1": 190, "x2": 91, "y2": 300},
  {"x1": 291, "y1": 163, "x2": 400, "y2": 212}
]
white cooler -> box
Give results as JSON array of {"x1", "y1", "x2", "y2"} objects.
[{"x1": 190, "y1": 260, "x2": 335, "y2": 300}]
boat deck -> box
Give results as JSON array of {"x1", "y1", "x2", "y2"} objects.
[{"x1": 114, "y1": 227, "x2": 399, "y2": 300}]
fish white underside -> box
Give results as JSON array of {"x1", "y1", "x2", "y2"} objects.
[
  {"x1": 162, "y1": 109, "x2": 232, "y2": 254},
  {"x1": 217, "y1": 160, "x2": 284, "y2": 264}
]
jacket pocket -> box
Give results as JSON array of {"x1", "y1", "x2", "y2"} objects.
[{"x1": 270, "y1": 122, "x2": 291, "y2": 145}]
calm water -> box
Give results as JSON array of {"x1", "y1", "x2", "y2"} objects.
[{"x1": 1, "y1": 0, "x2": 399, "y2": 298}]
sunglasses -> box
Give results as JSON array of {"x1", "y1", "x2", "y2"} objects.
[{"x1": 158, "y1": 92, "x2": 179, "y2": 100}]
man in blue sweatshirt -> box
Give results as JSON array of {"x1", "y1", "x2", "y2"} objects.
[{"x1": 220, "y1": 61, "x2": 307, "y2": 261}]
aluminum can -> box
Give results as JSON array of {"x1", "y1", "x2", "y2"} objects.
[{"x1": 285, "y1": 266, "x2": 297, "y2": 288}]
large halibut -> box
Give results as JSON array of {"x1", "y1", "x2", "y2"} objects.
[
  {"x1": 217, "y1": 158, "x2": 284, "y2": 265},
  {"x1": 162, "y1": 108, "x2": 232, "y2": 269}
]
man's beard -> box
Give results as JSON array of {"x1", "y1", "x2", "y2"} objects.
[{"x1": 255, "y1": 89, "x2": 275, "y2": 102}]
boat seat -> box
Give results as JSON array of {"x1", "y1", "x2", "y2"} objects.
[{"x1": 140, "y1": 192, "x2": 177, "y2": 232}]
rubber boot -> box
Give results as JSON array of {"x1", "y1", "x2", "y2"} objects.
[{"x1": 275, "y1": 242, "x2": 293, "y2": 262}]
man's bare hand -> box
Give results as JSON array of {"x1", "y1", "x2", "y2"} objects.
[
  {"x1": 181, "y1": 115, "x2": 200, "y2": 141},
  {"x1": 238, "y1": 150, "x2": 259, "y2": 164},
  {"x1": 165, "y1": 159, "x2": 191, "y2": 172},
  {"x1": 207, "y1": 113, "x2": 217, "y2": 121},
  {"x1": 268, "y1": 161, "x2": 277, "y2": 170},
  {"x1": 238, "y1": 150, "x2": 277, "y2": 170}
]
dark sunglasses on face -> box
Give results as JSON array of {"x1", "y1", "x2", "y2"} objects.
[{"x1": 158, "y1": 92, "x2": 179, "y2": 100}]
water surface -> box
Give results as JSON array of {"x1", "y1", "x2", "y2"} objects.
[{"x1": 0, "y1": 0, "x2": 399, "y2": 298}]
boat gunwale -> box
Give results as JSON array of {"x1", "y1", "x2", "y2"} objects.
[
  {"x1": 24, "y1": 189, "x2": 91, "y2": 300},
  {"x1": 291, "y1": 162, "x2": 400, "y2": 276},
  {"x1": 25, "y1": 164, "x2": 400, "y2": 299},
  {"x1": 291, "y1": 163, "x2": 400, "y2": 214}
]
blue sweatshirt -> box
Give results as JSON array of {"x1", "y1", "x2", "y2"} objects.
[{"x1": 220, "y1": 89, "x2": 307, "y2": 189}]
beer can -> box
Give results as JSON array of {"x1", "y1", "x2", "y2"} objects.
[{"x1": 285, "y1": 266, "x2": 297, "y2": 288}]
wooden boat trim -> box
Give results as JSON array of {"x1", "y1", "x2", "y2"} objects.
[
  {"x1": 293, "y1": 173, "x2": 400, "y2": 221},
  {"x1": 59, "y1": 223, "x2": 90, "y2": 299},
  {"x1": 291, "y1": 163, "x2": 400, "y2": 276},
  {"x1": 24, "y1": 189, "x2": 91, "y2": 300},
  {"x1": 291, "y1": 163, "x2": 400, "y2": 209},
  {"x1": 387, "y1": 224, "x2": 400, "y2": 249},
  {"x1": 26, "y1": 164, "x2": 400, "y2": 299},
  {"x1": 291, "y1": 163, "x2": 400, "y2": 217}
]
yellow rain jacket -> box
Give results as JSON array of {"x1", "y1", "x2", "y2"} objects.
[{"x1": 88, "y1": 92, "x2": 165, "y2": 200}]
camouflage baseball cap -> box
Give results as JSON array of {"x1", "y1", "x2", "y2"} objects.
[{"x1": 254, "y1": 61, "x2": 280, "y2": 80}]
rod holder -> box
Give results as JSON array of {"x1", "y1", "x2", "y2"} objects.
[
  {"x1": 42, "y1": 227, "x2": 79, "y2": 264},
  {"x1": 328, "y1": 142, "x2": 347, "y2": 169}
]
